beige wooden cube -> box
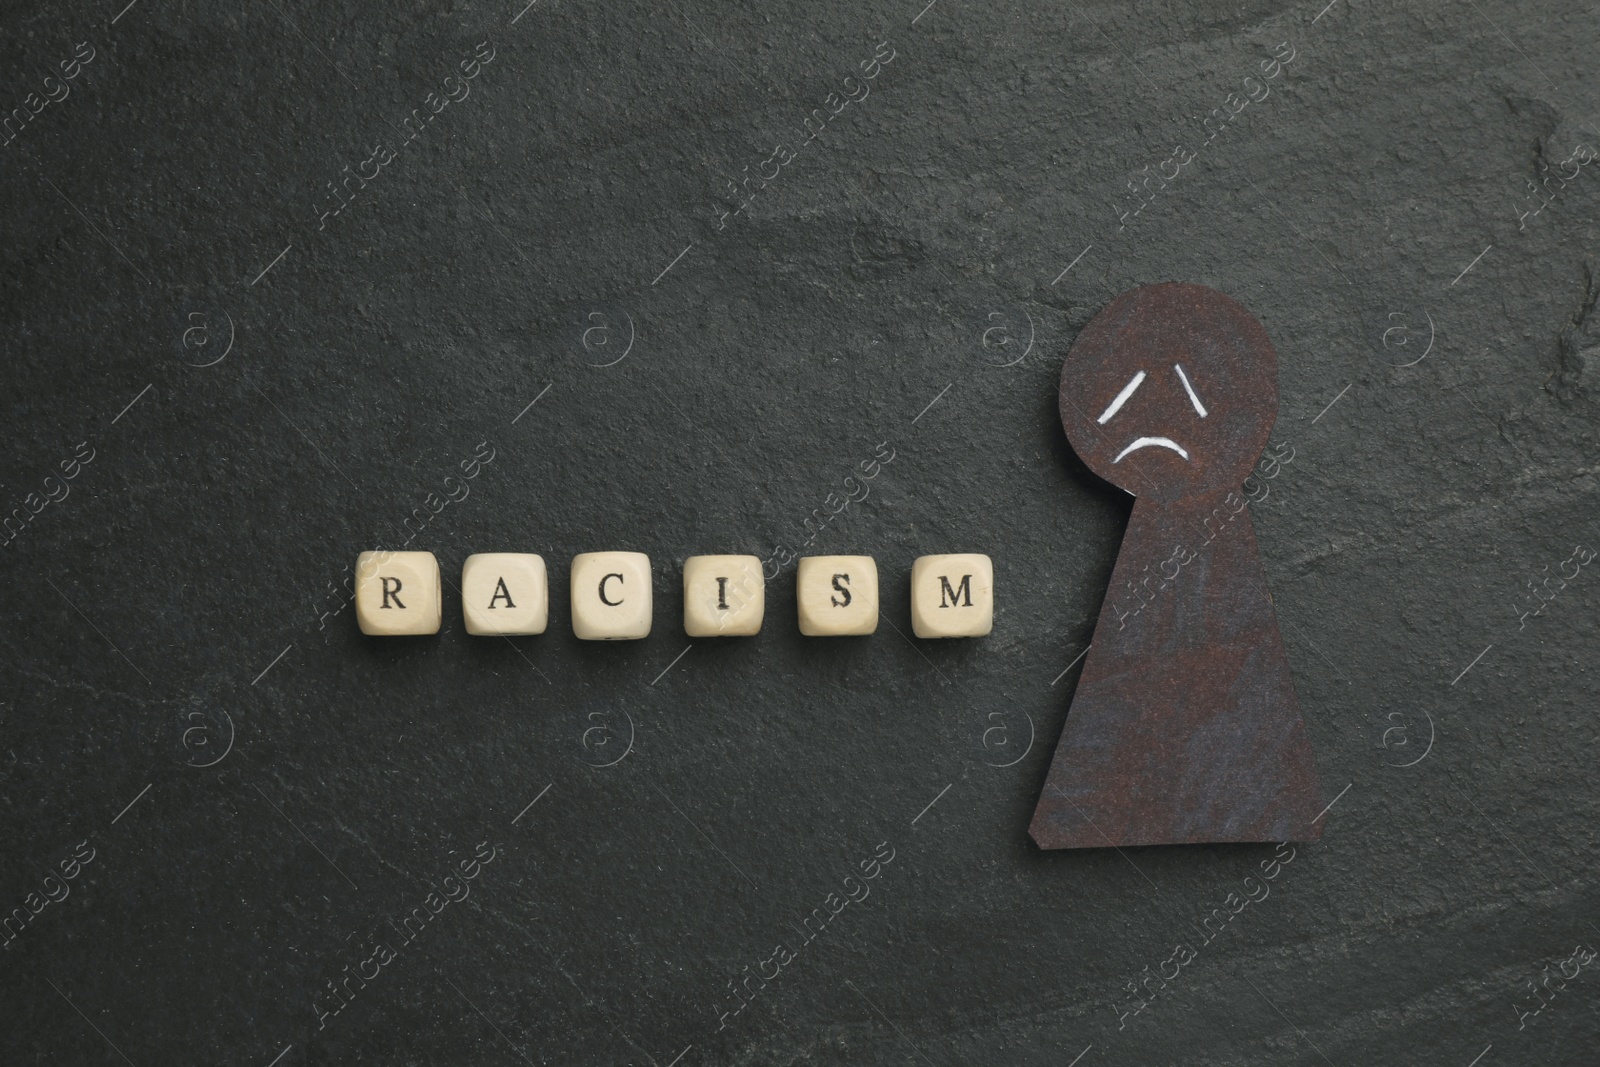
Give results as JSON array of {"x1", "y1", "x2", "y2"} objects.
[
  {"x1": 571, "y1": 551, "x2": 652, "y2": 640},
  {"x1": 683, "y1": 555, "x2": 764, "y2": 636},
  {"x1": 797, "y1": 555, "x2": 878, "y2": 636},
  {"x1": 355, "y1": 550, "x2": 442, "y2": 636},
  {"x1": 911, "y1": 553, "x2": 993, "y2": 638},
  {"x1": 462, "y1": 553, "x2": 548, "y2": 636}
]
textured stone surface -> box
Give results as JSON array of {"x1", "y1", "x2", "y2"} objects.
[{"x1": 2, "y1": 0, "x2": 1598, "y2": 1064}]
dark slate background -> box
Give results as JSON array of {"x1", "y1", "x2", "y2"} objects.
[{"x1": 3, "y1": 0, "x2": 1597, "y2": 1064}]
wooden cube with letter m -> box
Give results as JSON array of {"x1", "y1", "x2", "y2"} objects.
[{"x1": 911, "y1": 554, "x2": 993, "y2": 638}]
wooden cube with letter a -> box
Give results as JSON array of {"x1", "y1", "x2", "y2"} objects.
[
  {"x1": 797, "y1": 555, "x2": 878, "y2": 636},
  {"x1": 462, "y1": 553, "x2": 548, "y2": 636},
  {"x1": 910, "y1": 554, "x2": 993, "y2": 638},
  {"x1": 355, "y1": 551, "x2": 442, "y2": 635}
]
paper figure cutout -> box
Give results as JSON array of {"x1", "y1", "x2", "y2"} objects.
[{"x1": 1030, "y1": 282, "x2": 1324, "y2": 849}]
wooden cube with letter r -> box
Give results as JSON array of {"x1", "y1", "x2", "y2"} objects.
[
  {"x1": 911, "y1": 554, "x2": 993, "y2": 638},
  {"x1": 355, "y1": 550, "x2": 442, "y2": 636}
]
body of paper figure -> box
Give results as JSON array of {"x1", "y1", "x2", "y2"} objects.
[{"x1": 1030, "y1": 282, "x2": 1324, "y2": 849}]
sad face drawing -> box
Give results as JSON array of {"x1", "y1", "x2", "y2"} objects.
[
  {"x1": 1031, "y1": 283, "x2": 1324, "y2": 849},
  {"x1": 1059, "y1": 284, "x2": 1277, "y2": 503}
]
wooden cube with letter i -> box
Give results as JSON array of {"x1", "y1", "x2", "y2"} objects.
[{"x1": 683, "y1": 554, "x2": 764, "y2": 636}]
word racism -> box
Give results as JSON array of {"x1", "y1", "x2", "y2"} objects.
[
  {"x1": 713, "y1": 840, "x2": 896, "y2": 1030},
  {"x1": 313, "y1": 841, "x2": 499, "y2": 1030},
  {"x1": 1, "y1": 40, "x2": 96, "y2": 149},
  {"x1": 2, "y1": 440, "x2": 95, "y2": 549},
  {"x1": 1514, "y1": 941, "x2": 1595, "y2": 1029},
  {"x1": 1, "y1": 840, "x2": 97, "y2": 951},
  {"x1": 315, "y1": 40, "x2": 496, "y2": 231},
  {"x1": 1114, "y1": 842, "x2": 1296, "y2": 1029}
]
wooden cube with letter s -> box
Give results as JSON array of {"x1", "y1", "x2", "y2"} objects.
[{"x1": 796, "y1": 555, "x2": 878, "y2": 636}]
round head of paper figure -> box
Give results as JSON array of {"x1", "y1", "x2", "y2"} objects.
[
  {"x1": 1030, "y1": 281, "x2": 1324, "y2": 850},
  {"x1": 1059, "y1": 283, "x2": 1277, "y2": 502}
]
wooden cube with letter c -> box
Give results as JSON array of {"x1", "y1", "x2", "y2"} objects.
[
  {"x1": 797, "y1": 555, "x2": 878, "y2": 636},
  {"x1": 355, "y1": 550, "x2": 442, "y2": 636},
  {"x1": 910, "y1": 553, "x2": 993, "y2": 638},
  {"x1": 571, "y1": 551, "x2": 652, "y2": 640}
]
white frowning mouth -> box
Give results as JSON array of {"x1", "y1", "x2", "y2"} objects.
[{"x1": 1112, "y1": 436, "x2": 1190, "y2": 463}]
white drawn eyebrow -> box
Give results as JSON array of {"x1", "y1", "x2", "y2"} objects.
[
  {"x1": 1174, "y1": 363, "x2": 1208, "y2": 417},
  {"x1": 1096, "y1": 370, "x2": 1147, "y2": 424}
]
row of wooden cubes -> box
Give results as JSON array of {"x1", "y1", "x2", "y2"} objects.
[{"x1": 354, "y1": 551, "x2": 993, "y2": 639}]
